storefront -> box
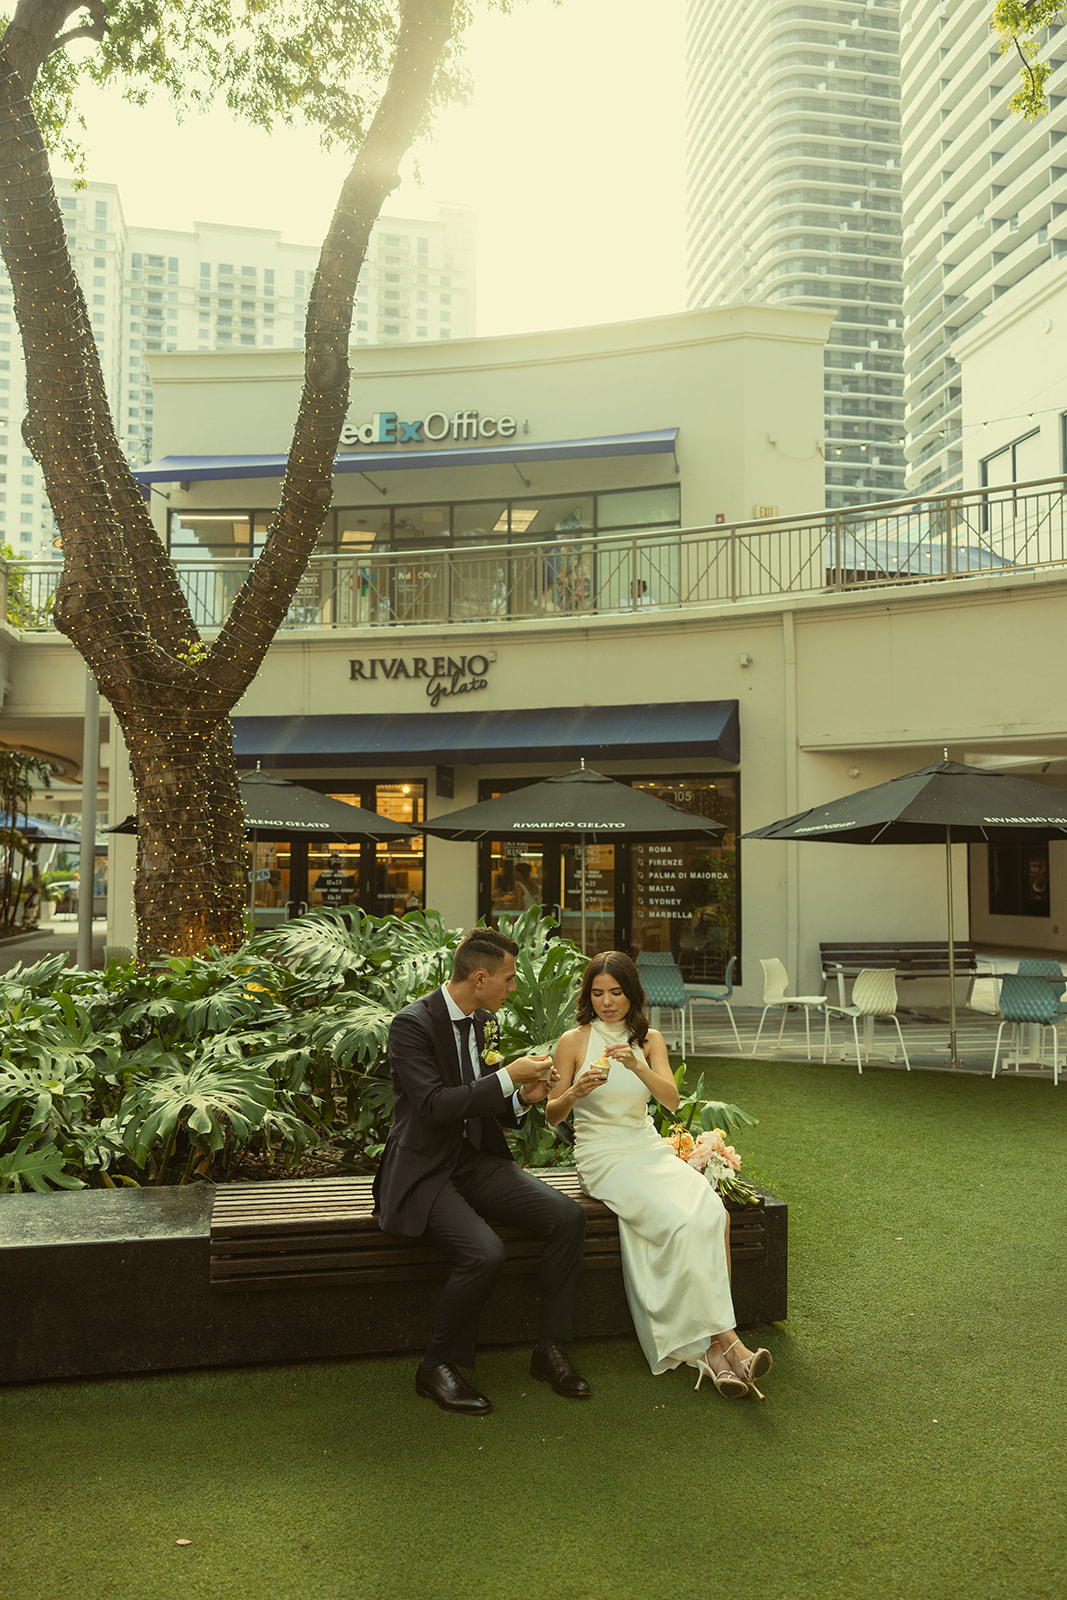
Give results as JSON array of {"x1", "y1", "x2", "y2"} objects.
[
  {"x1": 10, "y1": 299, "x2": 1067, "y2": 1000},
  {"x1": 96, "y1": 306, "x2": 832, "y2": 982}
]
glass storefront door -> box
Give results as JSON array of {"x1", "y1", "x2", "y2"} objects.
[
  {"x1": 630, "y1": 777, "x2": 738, "y2": 982},
  {"x1": 558, "y1": 841, "x2": 616, "y2": 956}
]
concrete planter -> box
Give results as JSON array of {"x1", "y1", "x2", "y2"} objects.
[{"x1": 1, "y1": 1180, "x2": 786, "y2": 1384}]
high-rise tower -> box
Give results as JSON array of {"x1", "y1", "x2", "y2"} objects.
[
  {"x1": 899, "y1": 0, "x2": 1067, "y2": 495},
  {"x1": 686, "y1": 0, "x2": 906, "y2": 508}
]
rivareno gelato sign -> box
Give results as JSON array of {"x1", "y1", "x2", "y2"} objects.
[
  {"x1": 349, "y1": 652, "x2": 491, "y2": 709},
  {"x1": 339, "y1": 410, "x2": 520, "y2": 448}
]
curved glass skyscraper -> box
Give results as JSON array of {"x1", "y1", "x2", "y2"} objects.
[{"x1": 686, "y1": 0, "x2": 906, "y2": 508}]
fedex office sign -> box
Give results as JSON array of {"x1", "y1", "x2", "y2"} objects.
[{"x1": 338, "y1": 410, "x2": 519, "y2": 448}]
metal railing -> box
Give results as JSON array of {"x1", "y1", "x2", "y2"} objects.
[{"x1": 6, "y1": 475, "x2": 1067, "y2": 634}]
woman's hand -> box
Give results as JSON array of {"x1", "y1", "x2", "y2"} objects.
[
  {"x1": 604, "y1": 1041, "x2": 643, "y2": 1073},
  {"x1": 570, "y1": 1062, "x2": 609, "y2": 1098}
]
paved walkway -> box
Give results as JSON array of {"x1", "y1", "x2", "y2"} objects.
[
  {"x1": 671, "y1": 999, "x2": 1058, "y2": 1081},
  {"x1": 2, "y1": 923, "x2": 1060, "y2": 1084},
  {"x1": 0, "y1": 914, "x2": 110, "y2": 973}
]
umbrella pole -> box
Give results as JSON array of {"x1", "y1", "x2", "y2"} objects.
[
  {"x1": 946, "y1": 827, "x2": 959, "y2": 1068},
  {"x1": 580, "y1": 834, "x2": 588, "y2": 953}
]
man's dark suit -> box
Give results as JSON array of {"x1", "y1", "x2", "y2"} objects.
[{"x1": 373, "y1": 986, "x2": 586, "y2": 1368}]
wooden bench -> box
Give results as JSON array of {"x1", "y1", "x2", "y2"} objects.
[
  {"x1": 210, "y1": 1170, "x2": 787, "y2": 1332},
  {"x1": 820, "y1": 940, "x2": 977, "y2": 997}
]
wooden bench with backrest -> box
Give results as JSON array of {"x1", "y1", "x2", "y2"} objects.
[
  {"x1": 819, "y1": 941, "x2": 978, "y2": 1003},
  {"x1": 209, "y1": 1169, "x2": 786, "y2": 1332}
]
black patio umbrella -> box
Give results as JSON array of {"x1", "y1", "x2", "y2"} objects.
[
  {"x1": 422, "y1": 763, "x2": 724, "y2": 949},
  {"x1": 113, "y1": 771, "x2": 418, "y2": 844},
  {"x1": 743, "y1": 759, "x2": 1067, "y2": 1065},
  {"x1": 235, "y1": 771, "x2": 418, "y2": 842},
  {"x1": 111, "y1": 771, "x2": 419, "y2": 912}
]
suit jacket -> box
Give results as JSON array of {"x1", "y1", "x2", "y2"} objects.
[{"x1": 373, "y1": 987, "x2": 520, "y2": 1237}]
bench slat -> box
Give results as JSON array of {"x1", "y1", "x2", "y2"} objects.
[{"x1": 208, "y1": 1170, "x2": 768, "y2": 1293}]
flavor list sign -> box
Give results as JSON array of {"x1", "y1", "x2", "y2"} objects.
[{"x1": 635, "y1": 844, "x2": 686, "y2": 912}]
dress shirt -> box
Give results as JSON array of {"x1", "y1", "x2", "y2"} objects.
[{"x1": 440, "y1": 985, "x2": 528, "y2": 1118}]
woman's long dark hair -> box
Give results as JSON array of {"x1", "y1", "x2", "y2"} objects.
[{"x1": 576, "y1": 951, "x2": 650, "y2": 1048}]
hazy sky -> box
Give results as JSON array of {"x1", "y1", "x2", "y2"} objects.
[{"x1": 64, "y1": 0, "x2": 687, "y2": 337}]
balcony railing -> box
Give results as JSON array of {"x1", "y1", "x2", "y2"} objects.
[{"x1": 6, "y1": 476, "x2": 1067, "y2": 634}]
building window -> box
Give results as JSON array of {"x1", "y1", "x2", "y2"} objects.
[
  {"x1": 989, "y1": 843, "x2": 1050, "y2": 917},
  {"x1": 982, "y1": 428, "x2": 1042, "y2": 488}
]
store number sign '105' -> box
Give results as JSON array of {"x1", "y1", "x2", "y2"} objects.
[{"x1": 339, "y1": 411, "x2": 519, "y2": 447}]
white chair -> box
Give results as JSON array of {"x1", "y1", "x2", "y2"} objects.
[
  {"x1": 823, "y1": 967, "x2": 910, "y2": 1074},
  {"x1": 751, "y1": 957, "x2": 827, "y2": 1060},
  {"x1": 686, "y1": 955, "x2": 742, "y2": 1052}
]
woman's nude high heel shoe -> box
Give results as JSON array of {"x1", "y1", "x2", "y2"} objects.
[
  {"x1": 721, "y1": 1337, "x2": 772, "y2": 1401},
  {"x1": 694, "y1": 1350, "x2": 749, "y2": 1398}
]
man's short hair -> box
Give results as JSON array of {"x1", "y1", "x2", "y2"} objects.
[{"x1": 452, "y1": 927, "x2": 519, "y2": 983}]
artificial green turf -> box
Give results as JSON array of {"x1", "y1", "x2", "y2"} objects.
[{"x1": 1, "y1": 1060, "x2": 1064, "y2": 1600}]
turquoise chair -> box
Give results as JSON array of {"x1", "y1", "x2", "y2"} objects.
[
  {"x1": 635, "y1": 952, "x2": 689, "y2": 1053},
  {"x1": 685, "y1": 955, "x2": 742, "y2": 1053},
  {"x1": 992, "y1": 973, "x2": 1061, "y2": 1086}
]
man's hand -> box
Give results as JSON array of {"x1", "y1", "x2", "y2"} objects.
[
  {"x1": 517, "y1": 1063, "x2": 559, "y2": 1106},
  {"x1": 508, "y1": 1052, "x2": 555, "y2": 1087}
]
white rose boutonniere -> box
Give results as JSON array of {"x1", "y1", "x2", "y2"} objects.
[{"x1": 481, "y1": 1017, "x2": 504, "y2": 1066}]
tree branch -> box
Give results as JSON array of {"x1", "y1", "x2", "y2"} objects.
[
  {"x1": 2, "y1": 1, "x2": 97, "y2": 91},
  {"x1": 208, "y1": 0, "x2": 457, "y2": 702}
]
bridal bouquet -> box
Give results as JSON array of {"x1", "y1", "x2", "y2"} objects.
[{"x1": 665, "y1": 1124, "x2": 762, "y2": 1207}]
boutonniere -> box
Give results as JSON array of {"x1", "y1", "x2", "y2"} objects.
[{"x1": 480, "y1": 1016, "x2": 504, "y2": 1066}]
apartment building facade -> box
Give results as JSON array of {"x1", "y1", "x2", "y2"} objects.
[
  {"x1": 899, "y1": 0, "x2": 1067, "y2": 494},
  {"x1": 0, "y1": 180, "x2": 475, "y2": 560},
  {"x1": 686, "y1": 0, "x2": 907, "y2": 509}
]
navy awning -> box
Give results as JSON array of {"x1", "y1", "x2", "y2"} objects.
[
  {"x1": 135, "y1": 429, "x2": 680, "y2": 486},
  {"x1": 232, "y1": 700, "x2": 739, "y2": 768}
]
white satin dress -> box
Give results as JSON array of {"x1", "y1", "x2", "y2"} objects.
[{"x1": 573, "y1": 1021, "x2": 736, "y2": 1375}]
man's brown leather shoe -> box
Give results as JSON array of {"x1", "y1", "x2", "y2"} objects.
[
  {"x1": 530, "y1": 1343, "x2": 591, "y2": 1398},
  {"x1": 415, "y1": 1363, "x2": 492, "y2": 1414}
]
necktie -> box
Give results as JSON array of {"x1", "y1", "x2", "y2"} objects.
[
  {"x1": 456, "y1": 1017, "x2": 476, "y2": 1083},
  {"x1": 455, "y1": 1017, "x2": 481, "y2": 1147}
]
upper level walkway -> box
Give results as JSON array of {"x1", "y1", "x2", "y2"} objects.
[{"x1": 5, "y1": 473, "x2": 1067, "y2": 634}]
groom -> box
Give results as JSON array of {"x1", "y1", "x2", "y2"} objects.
[{"x1": 373, "y1": 927, "x2": 589, "y2": 1414}]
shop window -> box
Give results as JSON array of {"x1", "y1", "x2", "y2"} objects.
[
  {"x1": 631, "y1": 776, "x2": 739, "y2": 983},
  {"x1": 392, "y1": 505, "x2": 449, "y2": 545},
  {"x1": 988, "y1": 843, "x2": 1050, "y2": 917},
  {"x1": 517, "y1": 496, "x2": 595, "y2": 539},
  {"x1": 597, "y1": 485, "x2": 681, "y2": 530},
  {"x1": 452, "y1": 502, "x2": 507, "y2": 543},
  {"x1": 168, "y1": 510, "x2": 252, "y2": 560},
  {"x1": 313, "y1": 783, "x2": 425, "y2": 917}
]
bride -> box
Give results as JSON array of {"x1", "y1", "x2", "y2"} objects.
[{"x1": 547, "y1": 951, "x2": 773, "y2": 1399}]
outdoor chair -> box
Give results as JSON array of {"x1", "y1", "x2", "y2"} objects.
[
  {"x1": 822, "y1": 966, "x2": 910, "y2": 1074},
  {"x1": 685, "y1": 955, "x2": 742, "y2": 1053},
  {"x1": 635, "y1": 951, "x2": 688, "y2": 1053},
  {"x1": 992, "y1": 973, "x2": 1061, "y2": 1087},
  {"x1": 1016, "y1": 959, "x2": 1067, "y2": 1029},
  {"x1": 751, "y1": 957, "x2": 827, "y2": 1060}
]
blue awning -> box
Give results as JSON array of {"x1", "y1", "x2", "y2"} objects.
[
  {"x1": 135, "y1": 429, "x2": 680, "y2": 486},
  {"x1": 232, "y1": 700, "x2": 739, "y2": 768}
]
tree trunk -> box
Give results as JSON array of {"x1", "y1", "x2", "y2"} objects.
[{"x1": 124, "y1": 713, "x2": 245, "y2": 959}]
